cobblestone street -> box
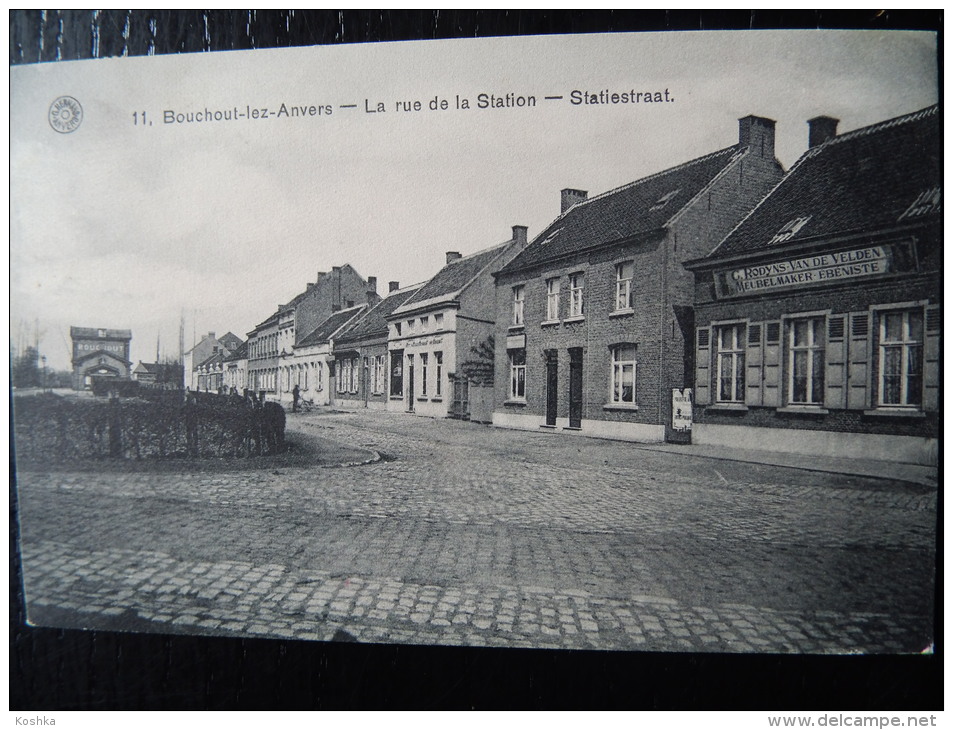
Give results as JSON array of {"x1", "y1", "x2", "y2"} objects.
[{"x1": 15, "y1": 408, "x2": 937, "y2": 654}]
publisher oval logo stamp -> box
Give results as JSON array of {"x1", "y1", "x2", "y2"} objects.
[{"x1": 49, "y1": 96, "x2": 83, "y2": 133}]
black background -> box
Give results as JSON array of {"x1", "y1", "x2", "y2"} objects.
[{"x1": 10, "y1": 9, "x2": 942, "y2": 710}]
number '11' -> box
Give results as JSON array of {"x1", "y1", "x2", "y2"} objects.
[{"x1": 132, "y1": 111, "x2": 149, "y2": 125}]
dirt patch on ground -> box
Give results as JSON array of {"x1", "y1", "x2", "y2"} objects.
[{"x1": 12, "y1": 426, "x2": 378, "y2": 475}]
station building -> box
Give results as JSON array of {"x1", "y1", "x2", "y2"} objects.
[
  {"x1": 685, "y1": 106, "x2": 940, "y2": 465},
  {"x1": 491, "y1": 115, "x2": 784, "y2": 441},
  {"x1": 70, "y1": 326, "x2": 133, "y2": 390}
]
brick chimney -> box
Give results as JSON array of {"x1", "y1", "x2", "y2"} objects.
[
  {"x1": 808, "y1": 116, "x2": 839, "y2": 148},
  {"x1": 446, "y1": 251, "x2": 462, "y2": 264},
  {"x1": 388, "y1": 281, "x2": 400, "y2": 292},
  {"x1": 738, "y1": 115, "x2": 776, "y2": 159},
  {"x1": 561, "y1": 188, "x2": 587, "y2": 214},
  {"x1": 512, "y1": 225, "x2": 528, "y2": 248},
  {"x1": 367, "y1": 276, "x2": 377, "y2": 293},
  {"x1": 208, "y1": 332, "x2": 215, "y2": 339}
]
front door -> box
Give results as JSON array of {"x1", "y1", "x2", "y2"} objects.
[
  {"x1": 545, "y1": 350, "x2": 558, "y2": 426},
  {"x1": 569, "y1": 348, "x2": 583, "y2": 429},
  {"x1": 407, "y1": 355, "x2": 415, "y2": 412}
]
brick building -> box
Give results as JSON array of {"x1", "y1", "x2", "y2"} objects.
[
  {"x1": 290, "y1": 304, "x2": 367, "y2": 406},
  {"x1": 331, "y1": 281, "x2": 423, "y2": 410},
  {"x1": 387, "y1": 226, "x2": 528, "y2": 420},
  {"x1": 69, "y1": 326, "x2": 133, "y2": 390},
  {"x1": 686, "y1": 105, "x2": 940, "y2": 465},
  {"x1": 491, "y1": 115, "x2": 785, "y2": 442},
  {"x1": 246, "y1": 265, "x2": 379, "y2": 400}
]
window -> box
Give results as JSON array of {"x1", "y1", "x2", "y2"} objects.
[
  {"x1": 878, "y1": 310, "x2": 923, "y2": 407},
  {"x1": 546, "y1": 278, "x2": 560, "y2": 321},
  {"x1": 610, "y1": 344, "x2": 637, "y2": 405},
  {"x1": 421, "y1": 353, "x2": 429, "y2": 396},
  {"x1": 390, "y1": 351, "x2": 403, "y2": 396},
  {"x1": 394, "y1": 322, "x2": 402, "y2": 336},
  {"x1": 373, "y1": 355, "x2": 385, "y2": 394},
  {"x1": 788, "y1": 318, "x2": 825, "y2": 405},
  {"x1": 615, "y1": 262, "x2": 634, "y2": 311},
  {"x1": 337, "y1": 360, "x2": 349, "y2": 394},
  {"x1": 420, "y1": 316, "x2": 429, "y2": 332},
  {"x1": 434, "y1": 313, "x2": 444, "y2": 330},
  {"x1": 569, "y1": 273, "x2": 584, "y2": 317},
  {"x1": 512, "y1": 285, "x2": 525, "y2": 326},
  {"x1": 434, "y1": 351, "x2": 443, "y2": 397},
  {"x1": 350, "y1": 357, "x2": 360, "y2": 393},
  {"x1": 509, "y1": 349, "x2": 526, "y2": 400},
  {"x1": 716, "y1": 323, "x2": 746, "y2": 403},
  {"x1": 407, "y1": 319, "x2": 416, "y2": 334}
]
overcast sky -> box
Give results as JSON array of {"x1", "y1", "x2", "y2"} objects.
[{"x1": 11, "y1": 30, "x2": 938, "y2": 371}]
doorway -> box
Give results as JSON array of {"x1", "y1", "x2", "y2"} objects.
[{"x1": 569, "y1": 348, "x2": 583, "y2": 429}]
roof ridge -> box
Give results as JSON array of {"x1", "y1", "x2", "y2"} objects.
[
  {"x1": 800, "y1": 104, "x2": 938, "y2": 161},
  {"x1": 548, "y1": 144, "x2": 739, "y2": 225}
]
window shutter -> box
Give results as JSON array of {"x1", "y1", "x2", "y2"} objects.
[
  {"x1": 762, "y1": 320, "x2": 782, "y2": 407},
  {"x1": 847, "y1": 311, "x2": 871, "y2": 410},
  {"x1": 924, "y1": 304, "x2": 940, "y2": 412},
  {"x1": 744, "y1": 322, "x2": 764, "y2": 406},
  {"x1": 695, "y1": 327, "x2": 711, "y2": 405},
  {"x1": 824, "y1": 314, "x2": 848, "y2": 409}
]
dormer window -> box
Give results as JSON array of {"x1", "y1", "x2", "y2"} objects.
[
  {"x1": 899, "y1": 187, "x2": 941, "y2": 220},
  {"x1": 649, "y1": 189, "x2": 680, "y2": 211},
  {"x1": 769, "y1": 216, "x2": 812, "y2": 245}
]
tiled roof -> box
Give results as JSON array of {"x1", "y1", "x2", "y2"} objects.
[
  {"x1": 336, "y1": 284, "x2": 424, "y2": 345},
  {"x1": 296, "y1": 305, "x2": 365, "y2": 347},
  {"x1": 197, "y1": 351, "x2": 224, "y2": 368},
  {"x1": 219, "y1": 332, "x2": 243, "y2": 352},
  {"x1": 134, "y1": 361, "x2": 160, "y2": 373},
  {"x1": 394, "y1": 243, "x2": 512, "y2": 314},
  {"x1": 710, "y1": 105, "x2": 940, "y2": 259},
  {"x1": 498, "y1": 146, "x2": 742, "y2": 274},
  {"x1": 223, "y1": 339, "x2": 249, "y2": 362}
]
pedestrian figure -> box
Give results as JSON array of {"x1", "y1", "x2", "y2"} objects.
[{"x1": 292, "y1": 383, "x2": 300, "y2": 413}]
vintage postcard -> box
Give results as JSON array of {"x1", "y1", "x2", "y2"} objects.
[{"x1": 11, "y1": 30, "x2": 939, "y2": 655}]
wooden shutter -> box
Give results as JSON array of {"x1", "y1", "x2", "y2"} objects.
[
  {"x1": 745, "y1": 322, "x2": 764, "y2": 406},
  {"x1": 824, "y1": 314, "x2": 848, "y2": 409},
  {"x1": 762, "y1": 320, "x2": 781, "y2": 407},
  {"x1": 695, "y1": 327, "x2": 712, "y2": 405},
  {"x1": 847, "y1": 311, "x2": 871, "y2": 410},
  {"x1": 924, "y1": 305, "x2": 940, "y2": 412}
]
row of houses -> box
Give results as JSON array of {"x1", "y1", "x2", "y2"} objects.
[{"x1": 185, "y1": 105, "x2": 940, "y2": 466}]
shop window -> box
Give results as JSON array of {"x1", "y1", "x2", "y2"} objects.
[
  {"x1": 421, "y1": 353, "x2": 429, "y2": 396},
  {"x1": 615, "y1": 262, "x2": 634, "y2": 311},
  {"x1": 509, "y1": 349, "x2": 526, "y2": 400},
  {"x1": 878, "y1": 310, "x2": 923, "y2": 407},
  {"x1": 434, "y1": 352, "x2": 443, "y2": 397},
  {"x1": 390, "y1": 351, "x2": 403, "y2": 396},
  {"x1": 569, "y1": 273, "x2": 585, "y2": 317},
  {"x1": 609, "y1": 344, "x2": 637, "y2": 405},
  {"x1": 787, "y1": 317, "x2": 825, "y2": 405},
  {"x1": 512, "y1": 285, "x2": 525, "y2": 326},
  {"x1": 716, "y1": 323, "x2": 746, "y2": 403},
  {"x1": 546, "y1": 278, "x2": 560, "y2": 321}
]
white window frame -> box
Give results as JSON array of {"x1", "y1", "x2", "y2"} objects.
[
  {"x1": 615, "y1": 262, "x2": 634, "y2": 311},
  {"x1": 421, "y1": 353, "x2": 429, "y2": 396},
  {"x1": 546, "y1": 278, "x2": 561, "y2": 321},
  {"x1": 434, "y1": 351, "x2": 443, "y2": 397},
  {"x1": 787, "y1": 316, "x2": 825, "y2": 406},
  {"x1": 509, "y1": 349, "x2": 526, "y2": 401},
  {"x1": 569, "y1": 273, "x2": 584, "y2": 318},
  {"x1": 512, "y1": 285, "x2": 525, "y2": 326},
  {"x1": 609, "y1": 344, "x2": 637, "y2": 405},
  {"x1": 877, "y1": 309, "x2": 923, "y2": 408},
  {"x1": 715, "y1": 323, "x2": 746, "y2": 404}
]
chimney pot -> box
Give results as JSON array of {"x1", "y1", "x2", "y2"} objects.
[
  {"x1": 208, "y1": 332, "x2": 215, "y2": 339},
  {"x1": 388, "y1": 281, "x2": 400, "y2": 292},
  {"x1": 738, "y1": 115, "x2": 777, "y2": 159},
  {"x1": 512, "y1": 225, "x2": 528, "y2": 248},
  {"x1": 808, "y1": 116, "x2": 839, "y2": 148},
  {"x1": 446, "y1": 251, "x2": 462, "y2": 264},
  {"x1": 367, "y1": 276, "x2": 377, "y2": 292},
  {"x1": 560, "y1": 188, "x2": 588, "y2": 214}
]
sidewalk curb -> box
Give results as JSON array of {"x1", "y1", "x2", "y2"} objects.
[{"x1": 630, "y1": 443, "x2": 937, "y2": 489}]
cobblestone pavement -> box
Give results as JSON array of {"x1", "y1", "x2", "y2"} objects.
[{"x1": 15, "y1": 409, "x2": 936, "y2": 653}]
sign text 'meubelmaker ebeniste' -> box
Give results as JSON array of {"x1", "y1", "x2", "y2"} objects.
[{"x1": 714, "y1": 241, "x2": 917, "y2": 299}]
